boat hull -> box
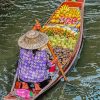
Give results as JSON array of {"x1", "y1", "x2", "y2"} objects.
[{"x1": 34, "y1": 0, "x2": 85, "y2": 99}]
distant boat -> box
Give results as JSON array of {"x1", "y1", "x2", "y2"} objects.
[{"x1": 4, "y1": 0, "x2": 85, "y2": 100}]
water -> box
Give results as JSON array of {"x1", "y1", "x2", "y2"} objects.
[{"x1": 0, "y1": 0, "x2": 100, "y2": 100}]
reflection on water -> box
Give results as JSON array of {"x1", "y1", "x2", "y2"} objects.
[{"x1": 0, "y1": 0, "x2": 100, "y2": 100}]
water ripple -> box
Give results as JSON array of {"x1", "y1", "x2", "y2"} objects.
[{"x1": 0, "y1": 0, "x2": 100, "y2": 100}]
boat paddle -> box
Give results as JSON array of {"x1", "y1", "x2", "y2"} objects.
[{"x1": 47, "y1": 42, "x2": 67, "y2": 81}]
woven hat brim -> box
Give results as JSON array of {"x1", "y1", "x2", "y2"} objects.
[{"x1": 18, "y1": 32, "x2": 49, "y2": 50}]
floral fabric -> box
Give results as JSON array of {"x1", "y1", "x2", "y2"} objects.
[{"x1": 17, "y1": 48, "x2": 51, "y2": 83}]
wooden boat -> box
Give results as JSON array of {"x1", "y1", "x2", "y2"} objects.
[{"x1": 4, "y1": 0, "x2": 85, "y2": 99}]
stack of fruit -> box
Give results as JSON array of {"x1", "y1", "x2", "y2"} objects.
[
  {"x1": 39, "y1": 4, "x2": 81, "y2": 66},
  {"x1": 40, "y1": 24, "x2": 79, "y2": 36},
  {"x1": 49, "y1": 35, "x2": 78, "y2": 51},
  {"x1": 40, "y1": 24, "x2": 79, "y2": 51},
  {"x1": 53, "y1": 46, "x2": 71, "y2": 65},
  {"x1": 40, "y1": 25, "x2": 65, "y2": 36},
  {"x1": 49, "y1": 35, "x2": 67, "y2": 48},
  {"x1": 49, "y1": 5, "x2": 81, "y2": 25}
]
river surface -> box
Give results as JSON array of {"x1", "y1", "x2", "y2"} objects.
[{"x1": 0, "y1": 0, "x2": 100, "y2": 100}]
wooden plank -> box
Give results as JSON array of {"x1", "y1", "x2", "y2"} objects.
[{"x1": 62, "y1": 2, "x2": 82, "y2": 8}]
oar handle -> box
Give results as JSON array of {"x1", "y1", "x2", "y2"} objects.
[
  {"x1": 11, "y1": 73, "x2": 17, "y2": 92},
  {"x1": 47, "y1": 42, "x2": 56, "y2": 59},
  {"x1": 47, "y1": 42, "x2": 67, "y2": 81}
]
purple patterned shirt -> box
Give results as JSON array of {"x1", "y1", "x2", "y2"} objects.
[{"x1": 17, "y1": 48, "x2": 51, "y2": 83}]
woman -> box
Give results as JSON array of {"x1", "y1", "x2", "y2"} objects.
[
  {"x1": 17, "y1": 30, "x2": 56, "y2": 91},
  {"x1": 4, "y1": 30, "x2": 58, "y2": 100}
]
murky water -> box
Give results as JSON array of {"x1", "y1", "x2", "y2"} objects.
[{"x1": 0, "y1": 0, "x2": 100, "y2": 100}]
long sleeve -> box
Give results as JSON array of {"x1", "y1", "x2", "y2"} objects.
[{"x1": 46, "y1": 52, "x2": 52, "y2": 69}]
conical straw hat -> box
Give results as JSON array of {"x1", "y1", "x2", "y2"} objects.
[{"x1": 18, "y1": 30, "x2": 49, "y2": 49}]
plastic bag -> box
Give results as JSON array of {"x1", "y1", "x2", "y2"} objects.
[{"x1": 15, "y1": 89, "x2": 33, "y2": 99}]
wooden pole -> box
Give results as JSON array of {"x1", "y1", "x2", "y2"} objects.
[
  {"x1": 47, "y1": 42, "x2": 67, "y2": 81},
  {"x1": 11, "y1": 73, "x2": 17, "y2": 92}
]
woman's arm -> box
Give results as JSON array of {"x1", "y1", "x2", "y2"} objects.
[{"x1": 46, "y1": 51, "x2": 58, "y2": 69}]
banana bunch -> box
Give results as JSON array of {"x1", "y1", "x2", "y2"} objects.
[
  {"x1": 50, "y1": 4, "x2": 81, "y2": 24},
  {"x1": 68, "y1": 8, "x2": 81, "y2": 18},
  {"x1": 58, "y1": 5, "x2": 69, "y2": 14},
  {"x1": 51, "y1": 5, "x2": 69, "y2": 22},
  {"x1": 55, "y1": 5, "x2": 69, "y2": 18}
]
